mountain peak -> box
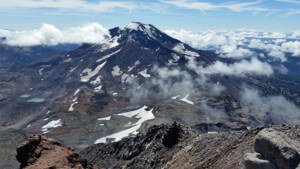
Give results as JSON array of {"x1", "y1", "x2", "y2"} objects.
[{"x1": 126, "y1": 22, "x2": 153, "y2": 31}]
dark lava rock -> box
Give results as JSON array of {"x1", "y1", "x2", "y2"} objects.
[{"x1": 81, "y1": 122, "x2": 196, "y2": 169}]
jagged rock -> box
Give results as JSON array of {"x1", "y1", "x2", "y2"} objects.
[
  {"x1": 244, "y1": 128, "x2": 300, "y2": 169},
  {"x1": 81, "y1": 122, "x2": 196, "y2": 169},
  {"x1": 14, "y1": 124, "x2": 300, "y2": 169},
  {"x1": 81, "y1": 123, "x2": 300, "y2": 169},
  {"x1": 16, "y1": 134, "x2": 99, "y2": 169}
]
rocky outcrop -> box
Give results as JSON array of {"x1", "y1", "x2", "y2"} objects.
[
  {"x1": 81, "y1": 122, "x2": 196, "y2": 169},
  {"x1": 16, "y1": 134, "x2": 99, "y2": 169},
  {"x1": 15, "y1": 124, "x2": 300, "y2": 169},
  {"x1": 82, "y1": 124, "x2": 300, "y2": 169},
  {"x1": 244, "y1": 128, "x2": 300, "y2": 169}
]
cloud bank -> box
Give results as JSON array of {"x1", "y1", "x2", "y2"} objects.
[
  {"x1": 165, "y1": 29, "x2": 300, "y2": 62},
  {"x1": 187, "y1": 57, "x2": 274, "y2": 76},
  {"x1": 0, "y1": 23, "x2": 109, "y2": 46}
]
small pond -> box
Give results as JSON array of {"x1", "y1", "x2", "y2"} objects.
[{"x1": 27, "y1": 98, "x2": 45, "y2": 103}]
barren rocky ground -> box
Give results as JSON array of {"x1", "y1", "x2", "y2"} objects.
[{"x1": 15, "y1": 123, "x2": 300, "y2": 169}]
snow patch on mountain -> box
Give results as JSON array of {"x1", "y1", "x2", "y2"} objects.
[
  {"x1": 121, "y1": 73, "x2": 134, "y2": 83},
  {"x1": 100, "y1": 36, "x2": 120, "y2": 52},
  {"x1": 98, "y1": 116, "x2": 111, "y2": 121},
  {"x1": 97, "y1": 48, "x2": 122, "y2": 63},
  {"x1": 94, "y1": 85, "x2": 102, "y2": 92},
  {"x1": 94, "y1": 106, "x2": 155, "y2": 144},
  {"x1": 117, "y1": 106, "x2": 155, "y2": 125},
  {"x1": 91, "y1": 76, "x2": 101, "y2": 85},
  {"x1": 180, "y1": 95, "x2": 194, "y2": 105},
  {"x1": 68, "y1": 97, "x2": 78, "y2": 111},
  {"x1": 94, "y1": 124, "x2": 141, "y2": 144},
  {"x1": 127, "y1": 22, "x2": 141, "y2": 31},
  {"x1": 63, "y1": 58, "x2": 72, "y2": 63},
  {"x1": 171, "y1": 95, "x2": 180, "y2": 99},
  {"x1": 73, "y1": 89, "x2": 80, "y2": 96},
  {"x1": 42, "y1": 119, "x2": 62, "y2": 134},
  {"x1": 69, "y1": 66, "x2": 78, "y2": 73},
  {"x1": 111, "y1": 65, "x2": 123, "y2": 77},
  {"x1": 128, "y1": 60, "x2": 140, "y2": 72},
  {"x1": 81, "y1": 61, "x2": 106, "y2": 82},
  {"x1": 38, "y1": 68, "x2": 44, "y2": 76},
  {"x1": 138, "y1": 69, "x2": 151, "y2": 78},
  {"x1": 173, "y1": 43, "x2": 199, "y2": 57}
]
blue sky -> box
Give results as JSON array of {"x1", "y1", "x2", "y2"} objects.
[{"x1": 0, "y1": 0, "x2": 299, "y2": 32}]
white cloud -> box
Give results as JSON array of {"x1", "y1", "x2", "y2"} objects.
[
  {"x1": 165, "y1": 29, "x2": 254, "y2": 58},
  {"x1": 160, "y1": 0, "x2": 275, "y2": 14},
  {"x1": 0, "y1": 0, "x2": 138, "y2": 13},
  {"x1": 188, "y1": 57, "x2": 274, "y2": 76},
  {"x1": 165, "y1": 29, "x2": 300, "y2": 61},
  {"x1": 291, "y1": 30, "x2": 300, "y2": 38},
  {"x1": 165, "y1": 29, "x2": 227, "y2": 50},
  {"x1": 248, "y1": 39, "x2": 287, "y2": 61},
  {"x1": 277, "y1": 0, "x2": 300, "y2": 4},
  {"x1": 241, "y1": 87, "x2": 300, "y2": 124},
  {"x1": 219, "y1": 45, "x2": 254, "y2": 58},
  {"x1": 0, "y1": 23, "x2": 109, "y2": 46},
  {"x1": 282, "y1": 9, "x2": 300, "y2": 17},
  {"x1": 282, "y1": 41, "x2": 300, "y2": 56}
]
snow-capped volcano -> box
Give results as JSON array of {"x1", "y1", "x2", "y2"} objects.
[{"x1": 1, "y1": 22, "x2": 300, "y2": 152}]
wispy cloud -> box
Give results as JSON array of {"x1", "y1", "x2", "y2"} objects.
[
  {"x1": 0, "y1": 0, "x2": 138, "y2": 13},
  {"x1": 277, "y1": 0, "x2": 300, "y2": 4},
  {"x1": 160, "y1": 0, "x2": 277, "y2": 14},
  {"x1": 282, "y1": 9, "x2": 300, "y2": 17}
]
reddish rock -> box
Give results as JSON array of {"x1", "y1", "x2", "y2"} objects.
[{"x1": 16, "y1": 134, "x2": 99, "y2": 169}]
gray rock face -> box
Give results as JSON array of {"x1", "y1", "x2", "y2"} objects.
[{"x1": 244, "y1": 128, "x2": 300, "y2": 169}]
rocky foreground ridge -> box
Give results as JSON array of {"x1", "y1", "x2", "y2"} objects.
[
  {"x1": 16, "y1": 135, "x2": 99, "y2": 169},
  {"x1": 16, "y1": 123, "x2": 300, "y2": 169}
]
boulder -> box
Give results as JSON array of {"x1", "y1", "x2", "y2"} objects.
[
  {"x1": 244, "y1": 128, "x2": 300, "y2": 169},
  {"x1": 16, "y1": 134, "x2": 99, "y2": 169},
  {"x1": 254, "y1": 128, "x2": 300, "y2": 169}
]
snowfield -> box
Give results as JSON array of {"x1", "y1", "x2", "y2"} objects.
[
  {"x1": 173, "y1": 43, "x2": 199, "y2": 57},
  {"x1": 111, "y1": 65, "x2": 123, "y2": 77},
  {"x1": 42, "y1": 119, "x2": 62, "y2": 134},
  {"x1": 97, "y1": 116, "x2": 111, "y2": 121},
  {"x1": 73, "y1": 88, "x2": 80, "y2": 96},
  {"x1": 94, "y1": 106, "x2": 155, "y2": 144},
  {"x1": 90, "y1": 76, "x2": 101, "y2": 85},
  {"x1": 80, "y1": 61, "x2": 106, "y2": 82},
  {"x1": 97, "y1": 48, "x2": 122, "y2": 63},
  {"x1": 94, "y1": 124, "x2": 141, "y2": 144},
  {"x1": 94, "y1": 85, "x2": 102, "y2": 92},
  {"x1": 138, "y1": 69, "x2": 151, "y2": 78},
  {"x1": 180, "y1": 94, "x2": 194, "y2": 105},
  {"x1": 171, "y1": 95, "x2": 180, "y2": 99},
  {"x1": 68, "y1": 97, "x2": 78, "y2": 111},
  {"x1": 127, "y1": 22, "x2": 142, "y2": 31}
]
